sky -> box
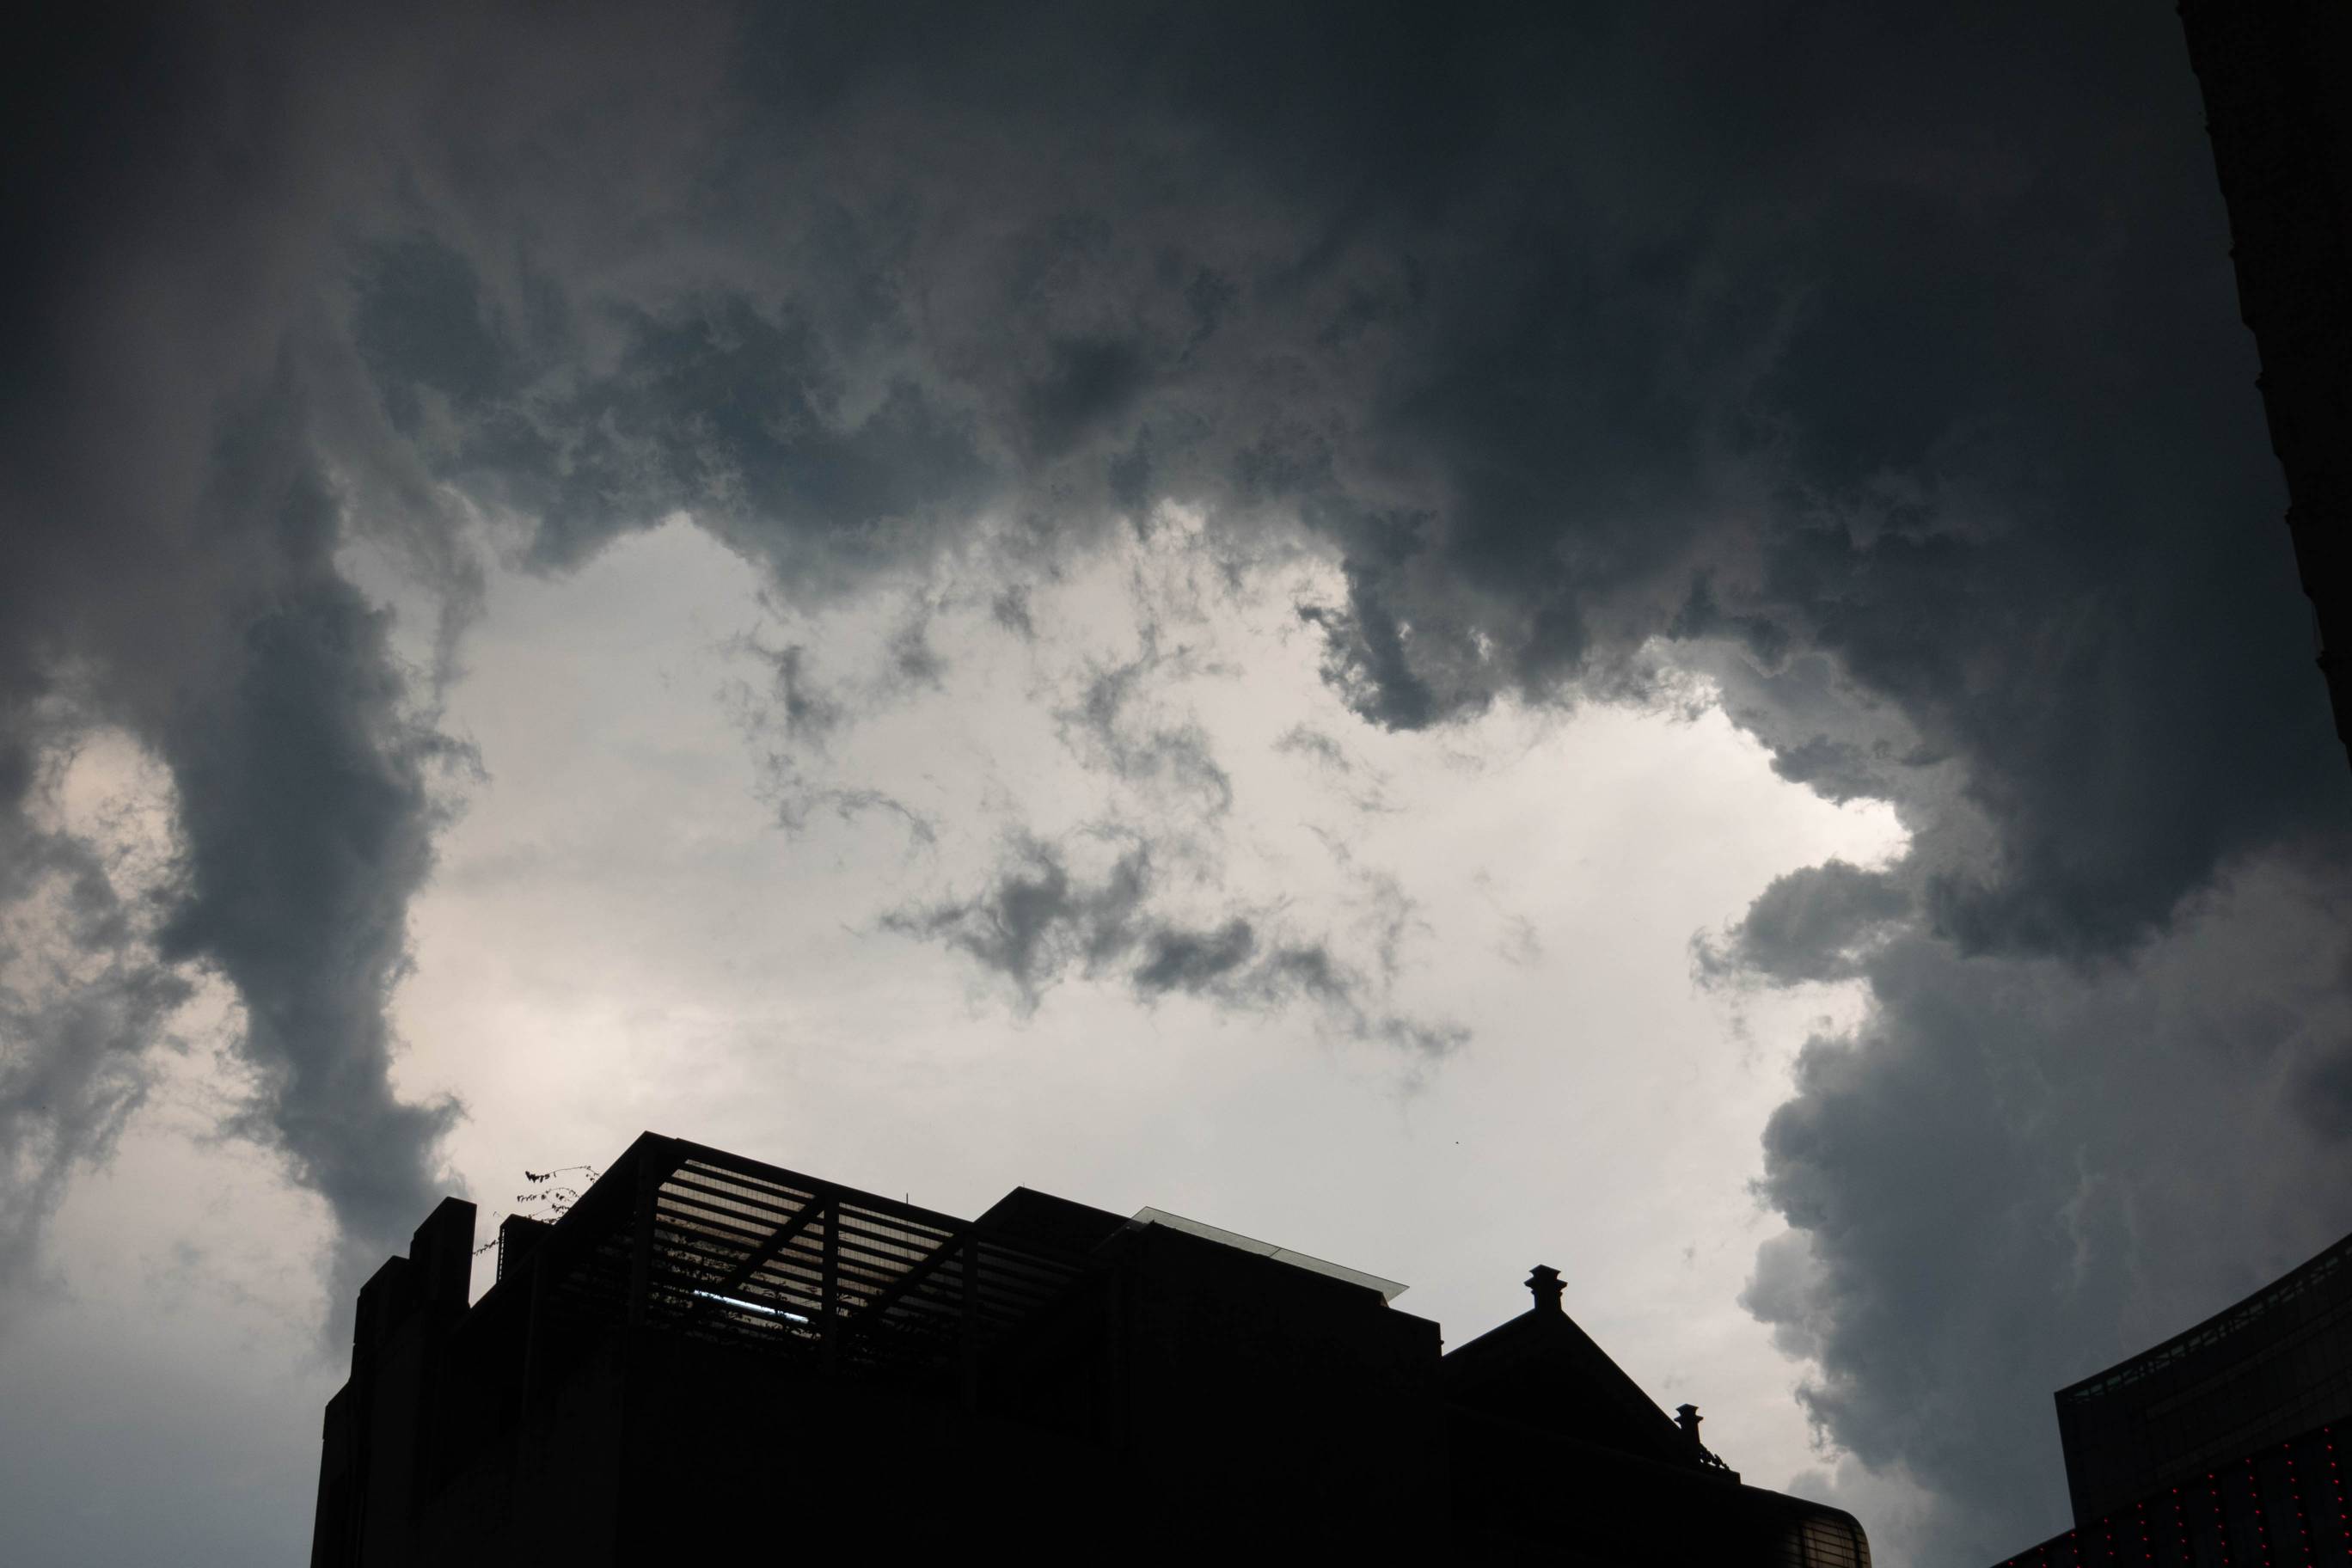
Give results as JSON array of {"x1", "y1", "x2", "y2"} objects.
[{"x1": 3, "y1": 4, "x2": 2350, "y2": 1565}]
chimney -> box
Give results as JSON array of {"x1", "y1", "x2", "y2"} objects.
[
  {"x1": 409, "y1": 1197, "x2": 476, "y2": 1310},
  {"x1": 1675, "y1": 1403, "x2": 1703, "y2": 1443},
  {"x1": 1526, "y1": 1264, "x2": 1565, "y2": 1312}
]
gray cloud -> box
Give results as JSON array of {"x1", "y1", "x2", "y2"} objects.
[
  {"x1": 1273, "y1": 725, "x2": 1352, "y2": 774},
  {"x1": 883, "y1": 832, "x2": 1151, "y2": 1001},
  {"x1": 1275, "y1": 723, "x2": 1398, "y2": 814},
  {"x1": 1054, "y1": 639, "x2": 1234, "y2": 818},
  {"x1": 989, "y1": 587, "x2": 1038, "y2": 640},
  {"x1": 750, "y1": 644, "x2": 848, "y2": 747},
  {"x1": 1696, "y1": 861, "x2": 1912, "y2": 987},
  {"x1": 726, "y1": 639, "x2": 939, "y2": 845},
  {"x1": 1309, "y1": 826, "x2": 1430, "y2": 987},
  {"x1": 1471, "y1": 870, "x2": 1546, "y2": 970},
  {"x1": 886, "y1": 613, "x2": 948, "y2": 692},
  {"x1": 885, "y1": 832, "x2": 1462, "y2": 1056},
  {"x1": 0, "y1": 733, "x2": 193, "y2": 1323}
]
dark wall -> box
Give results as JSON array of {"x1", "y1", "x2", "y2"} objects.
[{"x1": 1994, "y1": 1415, "x2": 2352, "y2": 1568}]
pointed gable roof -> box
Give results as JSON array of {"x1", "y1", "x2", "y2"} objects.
[{"x1": 1442, "y1": 1265, "x2": 1709, "y2": 1471}]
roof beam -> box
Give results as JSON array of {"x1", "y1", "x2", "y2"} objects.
[
  {"x1": 848, "y1": 1223, "x2": 974, "y2": 1331},
  {"x1": 678, "y1": 1186, "x2": 833, "y2": 1320}
]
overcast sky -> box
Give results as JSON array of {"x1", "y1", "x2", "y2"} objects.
[{"x1": 5, "y1": 5, "x2": 2351, "y2": 1565}]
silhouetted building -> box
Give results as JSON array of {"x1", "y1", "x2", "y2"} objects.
[
  {"x1": 2179, "y1": 0, "x2": 2352, "y2": 768},
  {"x1": 311, "y1": 1132, "x2": 1868, "y2": 1565},
  {"x1": 1988, "y1": 1228, "x2": 2352, "y2": 1565}
]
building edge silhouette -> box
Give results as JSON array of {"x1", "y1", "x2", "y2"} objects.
[
  {"x1": 2178, "y1": 0, "x2": 2352, "y2": 769},
  {"x1": 1985, "y1": 1227, "x2": 2352, "y2": 1565},
  {"x1": 309, "y1": 1131, "x2": 1869, "y2": 1565}
]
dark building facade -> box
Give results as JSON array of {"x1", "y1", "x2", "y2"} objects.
[
  {"x1": 1989, "y1": 1229, "x2": 2352, "y2": 1566},
  {"x1": 311, "y1": 1132, "x2": 1868, "y2": 1565},
  {"x1": 2178, "y1": 0, "x2": 2352, "y2": 769}
]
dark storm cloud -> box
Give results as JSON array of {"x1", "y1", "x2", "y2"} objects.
[
  {"x1": 444, "y1": 296, "x2": 996, "y2": 585},
  {"x1": 145, "y1": 404, "x2": 467, "y2": 1274},
  {"x1": 11, "y1": 5, "x2": 2351, "y2": 1559},
  {"x1": 1, "y1": 358, "x2": 471, "y2": 1314},
  {"x1": 1743, "y1": 856, "x2": 2352, "y2": 1560},
  {"x1": 0, "y1": 6, "x2": 501, "y2": 1320}
]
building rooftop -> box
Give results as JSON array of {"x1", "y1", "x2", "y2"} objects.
[{"x1": 314, "y1": 1130, "x2": 1871, "y2": 1565}]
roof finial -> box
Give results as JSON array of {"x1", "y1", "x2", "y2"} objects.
[{"x1": 1526, "y1": 1264, "x2": 1565, "y2": 1312}]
